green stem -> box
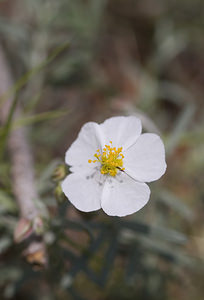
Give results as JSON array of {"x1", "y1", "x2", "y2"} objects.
[
  {"x1": 0, "y1": 95, "x2": 19, "y2": 160},
  {"x1": 0, "y1": 42, "x2": 69, "y2": 160},
  {"x1": 0, "y1": 42, "x2": 69, "y2": 108}
]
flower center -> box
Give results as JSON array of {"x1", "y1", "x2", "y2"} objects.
[{"x1": 88, "y1": 141, "x2": 125, "y2": 176}]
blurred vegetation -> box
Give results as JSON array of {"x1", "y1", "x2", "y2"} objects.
[{"x1": 0, "y1": 0, "x2": 204, "y2": 299}]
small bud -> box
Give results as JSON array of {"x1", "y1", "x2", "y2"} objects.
[
  {"x1": 23, "y1": 241, "x2": 47, "y2": 268},
  {"x1": 32, "y1": 216, "x2": 44, "y2": 235},
  {"x1": 52, "y1": 164, "x2": 67, "y2": 182},
  {"x1": 14, "y1": 218, "x2": 33, "y2": 243},
  {"x1": 54, "y1": 182, "x2": 66, "y2": 203}
]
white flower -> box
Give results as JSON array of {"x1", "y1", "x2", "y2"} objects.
[{"x1": 62, "y1": 116, "x2": 166, "y2": 217}]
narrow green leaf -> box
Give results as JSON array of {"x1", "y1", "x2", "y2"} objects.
[{"x1": 0, "y1": 42, "x2": 69, "y2": 107}]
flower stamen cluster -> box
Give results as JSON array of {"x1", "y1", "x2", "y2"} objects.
[{"x1": 88, "y1": 141, "x2": 125, "y2": 176}]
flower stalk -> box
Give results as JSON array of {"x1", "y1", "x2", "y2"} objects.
[{"x1": 0, "y1": 43, "x2": 47, "y2": 267}]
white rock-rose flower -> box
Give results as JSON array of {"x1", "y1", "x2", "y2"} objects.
[{"x1": 62, "y1": 116, "x2": 166, "y2": 217}]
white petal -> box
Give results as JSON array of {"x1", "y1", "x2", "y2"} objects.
[
  {"x1": 65, "y1": 122, "x2": 105, "y2": 171},
  {"x1": 124, "y1": 133, "x2": 167, "y2": 182},
  {"x1": 101, "y1": 173, "x2": 150, "y2": 217},
  {"x1": 100, "y1": 116, "x2": 142, "y2": 150},
  {"x1": 61, "y1": 171, "x2": 103, "y2": 212}
]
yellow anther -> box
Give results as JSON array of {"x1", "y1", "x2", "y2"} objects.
[{"x1": 88, "y1": 142, "x2": 125, "y2": 176}]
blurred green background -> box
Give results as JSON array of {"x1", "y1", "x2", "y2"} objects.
[{"x1": 0, "y1": 0, "x2": 204, "y2": 299}]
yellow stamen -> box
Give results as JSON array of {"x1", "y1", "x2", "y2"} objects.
[{"x1": 88, "y1": 143, "x2": 125, "y2": 176}]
